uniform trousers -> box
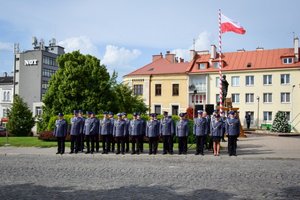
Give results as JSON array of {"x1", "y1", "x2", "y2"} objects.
[
  {"x1": 148, "y1": 137, "x2": 158, "y2": 154},
  {"x1": 79, "y1": 133, "x2": 85, "y2": 151},
  {"x1": 195, "y1": 135, "x2": 205, "y2": 154},
  {"x1": 228, "y1": 135, "x2": 238, "y2": 155},
  {"x1": 108, "y1": 135, "x2": 115, "y2": 152},
  {"x1": 95, "y1": 134, "x2": 99, "y2": 152},
  {"x1": 57, "y1": 137, "x2": 65, "y2": 154},
  {"x1": 85, "y1": 135, "x2": 96, "y2": 152},
  {"x1": 101, "y1": 135, "x2": 110, "y2": 153},
  {"x1": 70, "y1": 135, "x2": 80, "y2": 152},
  {"x1": 131, "y1": 135, "x2": 140, "y2": 154},
  {"x1": 115, "y1": 136, "x2": 125, "y2": 153},
  {"x1": 178, "y1": 136, "x2": 187, "y2": 154},
  {"x1": 139, "y1": 135, "x2": 144, "y2": 152},
  {"x1": 162, "y1": 135, "x2": 173, "y2": 154},
  {"x1": 124, "y1": 134, "x2": 130, "y2": 152}
]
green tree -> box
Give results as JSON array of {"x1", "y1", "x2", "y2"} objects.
[
  {"x1": 7, "y1": 95, "x2": 35, "y2": 136},
  {"x1": 271, "y1": 111, "x2": 291, "y2": 133}
]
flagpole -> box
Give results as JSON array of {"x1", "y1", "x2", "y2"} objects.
[{"x1": 218, "y1": 9, "x2": 223, "y2": 112}]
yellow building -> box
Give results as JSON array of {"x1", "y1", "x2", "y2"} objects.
[
  {"x1": 124, "y1": 38, "x2": 300, "y2": 132},
  {"x1": 123, "y1": 52, "x2": 189, "y2": 115}
]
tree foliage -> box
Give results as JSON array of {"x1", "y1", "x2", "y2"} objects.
[
  {"x1": 40, "y1": 51, "x2": 147, "y2": 131},
  {"x1": 7, "y1": 95, "x2": 35, "y2": 136},
  {"x1": 271, "y1": 111, "x2": 291, "y2": 133}
]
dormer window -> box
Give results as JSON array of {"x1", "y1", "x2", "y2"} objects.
[
  {"x1": 213, "y1": 62, "x2": 220, "y2": 69},
  {"x1": 282, "y1": 57, "x2": 293, "y2": 64},
  {"x1": 198, "y1": 63, "x2": 207, "y2": 70}
]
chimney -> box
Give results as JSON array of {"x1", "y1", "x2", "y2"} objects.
[
  {"x1": 237, "y1": 48, "x2": 245, "y2": 52},
  {"x1": 152, "y1": 52, "x2": 163, "y2": 62},
  {"x1": 294, "y1": 37, "x2": 299, "y2": 62},
  {"x1": 165, "y1": 51, "x2": 175, "y2": 63},
  {"x1": 210, "y1": 45, "x2": 216, "y2": 59},
  {"x1": 190, "y1": 50, "x2": 196, "y2": 61},
  {"x1": 180, "y1": 58, "x2": 184, "y2": 63},
  {"x1": 256, "y1": 47, "x2": 264, "y2": 51}
]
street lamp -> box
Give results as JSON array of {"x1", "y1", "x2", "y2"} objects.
[
  {"x1": 193, "y1": 90, "x2": 197, "y2": 118},
  {"x1": 256, "y1": 96, "x2": 260, "y2": 129}
]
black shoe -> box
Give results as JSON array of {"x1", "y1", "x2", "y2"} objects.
[
  {"x1": 169, "y1": 151, "x2": 173, "y2": 155},
  {"x1": 60, "y1": 152, "x2": 64, "y2": 155},
  {"x1": 122, "y1": 152, "x2": 125, "y2": 155},
  {"x1": 116, "y1": 152, "x2": 120, "y2": 155},
  {"x1": 179, "y1": 152, "x2": 182, "y2": 155},
  {"x1": 162, "y1": 152, "x2": 167, "y2": 155},
  {"x1": 85, "y1": 151, "x2": 91, "y2": 154},
  {"x1": 69, "y1": 151, "x2": 74, "y2": 154},
  {"x1": 75, "y1": 151, "x2": 78, "y2": 154},
  {"x1": 56, "y1": 152, "x2": 60, "y2": 154},
  {"x1": 102, "y1": 152, "x2": 106, "y2": 154},
  {"x1": 195, "y1": 152, "x2": 200, "y2": 155},
  {"x1": 131, "y1": 152, "x2": 136, "y2": 155},
  {"x1": 90, "y1": 152, "x2": 94, "y2": 154}
]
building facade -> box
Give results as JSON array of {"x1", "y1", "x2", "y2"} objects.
[
  {"x1": 0, "y1": 73, "x2": 13, "y2": 125},
  {"x1": 14, "y1": 38, "x2": 64, "y2": 116},
  {"x1": 124, "y1": 38, "x2": 300, "y2": 132}
]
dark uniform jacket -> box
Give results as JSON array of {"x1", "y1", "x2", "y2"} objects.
[
  {"x1": 123, "y1": 118, "x2": 130, "y2": 136},
  {"x1": 176, "y1": 119, "x2": 189, "y2": 137},
  {"x1": 226, "y1": 118, "x2": 240, "y2": 136},
  {"x1": 70, "y1": 117, "x2": 82, "y2": 136},
  {"x1": 89, "y1": 117, "x2": 99, "y2": 135},
  {"x1": 193, "y1": 117, "x2": 207, "y2": 136},
  {"x1": 129, "y1": 119, "x2": 142, "y2": 136},
  {"x1": 160, "y1": 117, "x2": 174, "y2": 136},
  {"x1": 113, "y1": 119, "x2": 125, "y2": 137},
  {"x1": 211, "y1": 120, "x2": 223, "y2": 137},
  {"x1": 99, "y1": 118, "x2": 113, "y2": 135},
  {"x1": 83, "y1": 118, "x2": 91, "y2": 135},
  {"x1": 53, "y1": 119, "x2": 67, "y2": 137},
  {"x1": 146, "y1": 120, "x2": 160, "y2": 137}
]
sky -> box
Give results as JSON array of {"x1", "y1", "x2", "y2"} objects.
[{"x1": 0, "y1": 0, "x2": 300, "y2": 81}]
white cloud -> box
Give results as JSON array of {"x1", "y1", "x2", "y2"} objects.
[
  {"x1": 58, "y1": 36, "x2": 98, "y2": 56},
  {"x1": 102, "y1": 45, "x2": 141, "y2": 67},
  {"x1": 172, "y1": 31, "x2": 212, "y2": 61},
  {"x1": 0, "y1": 42, "x2": 13, "y2": 51}
]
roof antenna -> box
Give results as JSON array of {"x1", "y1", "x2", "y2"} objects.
[{"x1": 193, "y1": 38, "x2": 196, "y2": 50}]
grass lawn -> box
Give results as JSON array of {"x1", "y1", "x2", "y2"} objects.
[{"x1": 0, "y1": 137, "x2": 198, "y2": 150}]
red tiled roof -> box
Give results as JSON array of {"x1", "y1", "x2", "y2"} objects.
[
  {"x1": 124, "y1": 58, "x2": 189, "y2": 76},
  {"x1": 188, "y1": 48, "x2": 300, "y2": 73}
]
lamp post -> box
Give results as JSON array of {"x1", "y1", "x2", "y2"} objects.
[
  {"x1": 291, "y1": 85, "x2": 295, "y2": 122},
  {"x1": 193, "y1": 90, "x2": 197, "y2": 118},
  {"x1": 256, "y1": 96, "x2": 260, "y2": 129}
]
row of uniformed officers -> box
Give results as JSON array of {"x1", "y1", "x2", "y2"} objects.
[{"x1": 53, "y1": 109, "x2": 240, "y2": 156}]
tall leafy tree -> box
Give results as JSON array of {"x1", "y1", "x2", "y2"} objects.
[{"x1": 7, "y1": 95, "x2": 35, "y2": 136}]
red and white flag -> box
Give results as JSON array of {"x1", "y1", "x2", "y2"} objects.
[{"x1": 221, "y1": 13, "x2": 246, "y2": 34}]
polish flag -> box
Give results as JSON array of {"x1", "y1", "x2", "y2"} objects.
[{"x1": 221, "y1": 14, "x2": 246, "y2": 34}]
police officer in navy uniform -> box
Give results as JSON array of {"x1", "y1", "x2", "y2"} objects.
[
  {"x1": 99, "y1": 111, "x2": 112, "y2": 154},
  {"x1": 108, "y1": 111, "x2": 115, "y2": 152},
  {"x1": 90, "y1": 112, "x2": 99, "y2": 154},
  {"x1": 122, "y1": 112, "x2": 130, "y2": 153},
  {"x1": 146, "y1": 113, "x2": 160, "y2": 155},
  {"x1": 129, "y1": 112, "x2": 142, "y2": 154},
  {"x1": 176, "y1": 113, "x2": 189, "y2": 155},
  {"x1": 160, "y1": 111, "x2": 174, "y2": 155},
  {"x1": 70, "y1": 110, "x2": 82, "y2": 154},
  {"x1": 113, "y1": 113, "x2": 126, "y2": 154},
  {"x1": 137, "y1": 113, "x2": 145, "y2": 153},
  {"x1": 226, "y1": 111, "x2": 240, "y2": 156},
  {"x1": 211, "y1": 114, "x2": 223, "y2": 156},
  {"x1": 78, "y1": 110, "x2": 85, "y2": 152},
  {"x1": 193, "y1": 110, "x2": 207, "y2": 155},
  {"x1": 53, "y1": 113, "x2": 67, "y2": 154}
]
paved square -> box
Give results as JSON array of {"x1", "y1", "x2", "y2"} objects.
[{"x1": 0, "y1": 134, "x2": 300, "y2": 199}]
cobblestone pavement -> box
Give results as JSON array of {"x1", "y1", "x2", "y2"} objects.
[{"x1": 0, "y1": 135, "x2": 300, "y2": 200}]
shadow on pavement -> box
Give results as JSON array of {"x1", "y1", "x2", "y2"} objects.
[{"x1": 0, "y1": 183, "x2": 235, "y2": 200}]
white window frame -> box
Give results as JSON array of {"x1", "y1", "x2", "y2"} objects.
[
  {"x1": 281, "y1": 92, "x2": 290, "y2": 103},
  {"x1": 231, "y1": 93, "x2": 240, "y2": 103},
  {"x1": 245, "y1": 75, "x2": 254, "y2": 86},
  {"x1": 263, "y1": 75, "x2": 272, "y2": 85},
  {"x1": 245, "y1": 93, "x2": 254, "y2": 103},
  {"x1": 263, "y1": 111, "x2": 272, "y2": 122},
  {"x1": 215, "y1": 77, "x2": 220, "y2": 88},
  {"x1": 280, "y1": 74, "x2": 290, "y2": 85},
  {"x1": 263, "y1": 93, "x2": 272, "y2": 103},
  {"x1": 231, "y1": 76, "x2": 240, "y2": 87},
  {"x1": 282, "y1": 57, "x2": 293, "y2": 64}
]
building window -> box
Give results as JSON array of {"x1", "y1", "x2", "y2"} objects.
[
  {"x1": 2, "y1": 90, "x2": 11, "y2": 102},
  {"x1": 3, "y1": 91, "x2": 6, "y2": 101},
  {"x1": 232, "y1": 93, "x2": 240, "y2": 103},
  {"x1": 154, "y1": 105, "x2": 161, "y2": 115},
  {"x1": 133, "y1": 84, "x2": 143, "y2": 96},
  {"x1": 193, "y1": 94, "x2": 206, "y2": 104},
  {"x1": 263, "y1": 75, "x2": 272, "y2": 85},
  {"x1": 198, "y1": 63, "x2": 206, "y2": 69},
  {"x1": 245, "y1": 111, "x2": 254, "y2": 124},
  {"x1": 35, "y1": 107, "x2": 42, "y2": 116},
  {"x1": 42, "y1": 68, "x2": 56, "y2": 78},
  {"x1": 263, "y1": 111, "x2": 272, "y2": 121},
  {"x1": 282, "y1": 57, "x2": 293, "y2": 64},
  {"x1": 216, "y1": 94, "x2": 220, "y2": 104},
  {"x1": 280, "y1": 74, "x2": 290, "y2": 85},
  {"x1": 43, "y1": 56, "x2": 57, "y2": 66},
  {"x1": 172, "y1": 84, "x2": 179, "y2": 96},
  {"x1": 172, "y1": 105, "x2": 179, "y2": 116},
  {"x1": 212, "y1": 62, "x2": 219, "y2": 69},
  {"x1": 155, "y1": 84, "x2": 161, "y2": 96},
  {"x1": 281, "y1": 92, "x2": 290, "y2": 103},
  {"x1": 263, "y1": 93, "x2": 272, "y2": 103},
  {"x1": 216, "y1": 77, "x2": 220, "y2": 88},
  {"x1": 231, "y1": 76, "x2": 240, "y2": 87},
  {"x1": 284, "y1": 111, "x2": 291, "y2": 121},
  {"x1": 42, "y1": 80, "x2": 49, "y2": 90},
  {"x1": 245, "y1": 75, "x2": 254, "y2": 86},
  {"x1": 245, "y1": 93, "x2": 254, "y2": 103},
  {"x1": 2, "y1": 109, "x2": 8, "y2": 118}
]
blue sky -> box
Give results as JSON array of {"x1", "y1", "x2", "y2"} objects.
[{"x1": 0, "y1": 0, "x2": 299, "y2": 81}]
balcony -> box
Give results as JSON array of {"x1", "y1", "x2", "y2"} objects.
[{"x1": 189, "y1": 84, "x2": 206, "y2": 93}]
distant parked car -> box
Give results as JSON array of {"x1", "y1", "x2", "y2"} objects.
[{"x1": 0, "y1": 126, "x2": 7, "y2": 136}]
